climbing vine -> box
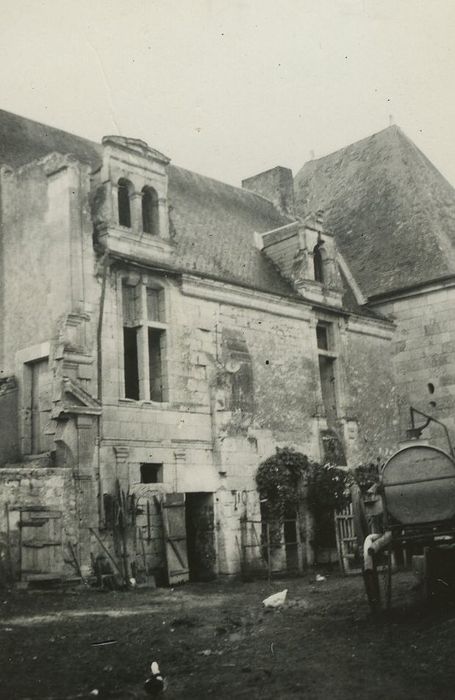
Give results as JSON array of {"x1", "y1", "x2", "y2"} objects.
[
  {"x1": 256, "y1": 447, "x2": 309, "y2": 529},
  {"x1": 256, "y1": 447, "x2": 351, "y2": 547}
]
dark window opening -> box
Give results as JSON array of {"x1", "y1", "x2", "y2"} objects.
[
  {"x1": 313, "y1": 244, "x2": 324, "y2": 283},
  {"x1": 148, "y1": 328, "x2": 166, "y2": 402},
  {"x1": 118, "y1": 178, "x2": 132, "y2": 228},
  {"x1": 123, "y1": 327, "x2": 139, "y2": 399},
  {"x1": 142, "y1": 186, "x2": 159, "y2": 234},
  {"x1": 316, "y1": 324, "x2": 329, "y2": 351},
  {"x1": 140, "y1": 463, "x2": 163, "y2": 483},
  {"x1": 319, "y1": 355, "x2": 337, "y2": 426}
]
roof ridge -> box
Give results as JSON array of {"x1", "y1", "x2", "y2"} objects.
[
  {"x1": 392, "y1": 127, "x2": 455, "y2": 269},
  {"x1": 169, "y1": 162, "x2": 293, "y2": 214},
  {"x1": 297, "y1": 125, "x2": 401, "y2": 173}
]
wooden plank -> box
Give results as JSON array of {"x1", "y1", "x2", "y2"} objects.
[{"x1": 162, "y1": 494, "x2": 189, "y2": 585}]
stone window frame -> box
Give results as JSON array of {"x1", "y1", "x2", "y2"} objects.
[
  {"x1": 315, "y1": 319, "x2": 341, "y2": 425},
  {"x1": 119, "y1": 272, "x2": 171, "y2": 405}
]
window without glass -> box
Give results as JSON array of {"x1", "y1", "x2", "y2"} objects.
[
  {"x1": 140, "y1": 463, "x2": 163, "y2": 483},
  {"x1": 121, "y1": 279, "x2": 168, "y2": 402},
  {"x1": 316, "y1": 324, "x2": 329, "y2": 351},
  {"x1": 148, "y1": 328, "x2": 165, "y2": 402},
  {"x1": 313, "y1": 243, "x2": 324, "y2": 283},
  {"x1": 123, "y1": 327, "x2": 139, "y2": 399},
  {"x1": 118, "y1": 178, "x2": 133, "y2": 228},
  {"x1": 316, "y1": 322, "x2": 337, "y2": 426},
  {"x1": 142, "y1": 186, "x2": 159, "y2": 234}
]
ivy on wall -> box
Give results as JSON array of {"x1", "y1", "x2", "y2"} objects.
[{"x1": 256, "y1": 447, "x2": 350, "y2": 547}]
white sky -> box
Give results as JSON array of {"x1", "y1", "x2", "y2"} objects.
[{"x1": 1, "y1": 0, "x2": 454, "y2": 186}]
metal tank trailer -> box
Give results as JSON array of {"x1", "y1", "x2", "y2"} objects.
[{"x1": 362, "y1": 408, "x2": 455, "y2": 611}]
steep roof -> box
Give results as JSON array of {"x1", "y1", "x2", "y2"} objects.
[
  {"x1": 0, "y1": 109, "x2": 293, "y2": 296},
  {"x1": 0, "y1": 108, "x2": 102, "y2": 170},
  {"x1": 294, "y1": 126, "x2": 455, "y2": 298},
  {"x1": 0, "y1": 108, "x2": 385, "y2": 313},
  {"x1": 167, "y1": 165, "x2": 293, "y2": 294}
]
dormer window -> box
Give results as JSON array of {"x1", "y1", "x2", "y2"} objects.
[
  {"x1": 118, "y1": 178, "x2": 133, "y2": 228},
  {"x1": 142, "y1": 186, "x2": 159, "y2": 235},
  {"x1": 313, "y1": 243, "x2": 324, "y2": 283}
]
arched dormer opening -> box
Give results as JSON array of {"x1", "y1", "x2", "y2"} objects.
[
  {"x1": 313, "y1": 243, "x2": 324, "y2": 283},
  {"x1": 142, "y1": 186, "x2": 159, "y2": 235},
  {"x1": 118, "y1": 178, "x2": 133, "y2": 228}
]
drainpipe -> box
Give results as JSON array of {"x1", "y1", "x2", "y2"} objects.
[{"x1": 96, "y1": 252, "x2": 110, "y2": 525}]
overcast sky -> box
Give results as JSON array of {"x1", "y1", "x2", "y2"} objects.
[{"x1": 1, "y1": 0, "x2": 454, "y2": 186}]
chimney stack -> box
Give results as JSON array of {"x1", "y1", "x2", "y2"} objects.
[{"x1": 242, "y1": 166, "x2": 295, "y2": 218}]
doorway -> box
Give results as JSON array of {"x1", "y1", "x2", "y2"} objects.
[{"x1": 185, "y1": 493, "x2": 216, "y2": 581}]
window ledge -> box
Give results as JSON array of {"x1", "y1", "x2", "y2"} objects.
[
  {"x1": 97, "y1": 224, "x2": 174, "y2": 264},
  {"x1": 118, "y1": 398, "x2": 170, "y2": 409}
]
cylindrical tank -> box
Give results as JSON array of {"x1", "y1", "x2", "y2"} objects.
[{"x1": 382, "y1": 443, "x2": 455, "y2": 525}]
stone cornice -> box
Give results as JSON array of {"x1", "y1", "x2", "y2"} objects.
[{"x1": 180, "y1": 274, "x2": 313, "y2": 322}]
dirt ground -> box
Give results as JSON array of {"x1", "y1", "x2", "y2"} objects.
[{"x1": 2, "y1": 570, "x2": 455, "y2": 700}]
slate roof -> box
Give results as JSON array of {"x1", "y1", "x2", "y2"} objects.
[
  {"x1": 0, "y1": 108, "x2": 382, "y2": 315},
  {"x1": 0, "y1": 109, "x2": 294, "y2": 297},
  {"x1": 294, "y1": 126, "x2": 455, "y2": 298}
]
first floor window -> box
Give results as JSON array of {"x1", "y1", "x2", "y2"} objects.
[{"x1": 122, "y1": 278, "x2": 168, "y2": 402}]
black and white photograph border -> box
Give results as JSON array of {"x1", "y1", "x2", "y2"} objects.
[{"x1": 1, "y1": 1, "x2": 455, "y2": 698}]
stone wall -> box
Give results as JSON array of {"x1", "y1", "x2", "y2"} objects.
[
  {"x1": 0, "y1": 376, "x2": 19, "y2": 463},
  {"x1": 375, "y1": 285, "x2": 455, "y2": 452},
  {"x1": 96, "y1": 270, "x2": 399, "y2": 575},
  {"x1": 342, "y1": 317, "x2": 401, "y2": 464}
]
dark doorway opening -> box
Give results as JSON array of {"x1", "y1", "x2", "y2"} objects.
[{"x1": 185, "y1": 493, "x2": 216, "y2": 581}]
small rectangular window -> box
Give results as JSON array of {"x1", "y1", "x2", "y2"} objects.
[
  {"x1": 140, "y1": 463, "x2": 163, "y2": 483},
  {"x1": 316, "y1": 324, "x2": 329, "y2": 350},
  {"x1": 318, "y1": 355, "x2": 337, "y2": 425},
  {"x1": 123, "y1": 327, "x2": 139, "y2": 399}
]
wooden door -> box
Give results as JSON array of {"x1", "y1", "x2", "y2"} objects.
[
  {"x1": 162, "y1": 493, "x2": 189, "y2": 585},
  {"x1": 20, "y1": 509, "x2": 64, "y2": 581},
  {"x1": 30, "y1": 359, "x2": 52, "y2": 454}
]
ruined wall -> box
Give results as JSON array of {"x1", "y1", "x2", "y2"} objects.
[
  {"x1": 374, "y1": 286, "x2": 455, "y2": 452},
  {"x1": 0, "y1": 152, "x2": 99, "y2": 450},
  {"x1": 0, "y1": 156, "x2": 88, "y2": 370}
]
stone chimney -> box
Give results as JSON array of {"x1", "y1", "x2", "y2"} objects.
[{"x1": 242, "y1": 166, "x2": 295, "y2": 218}]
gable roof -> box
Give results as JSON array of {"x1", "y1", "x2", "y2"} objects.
[{"x1": 294, "y1": 125, "x2": 455, "y2": 298}]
